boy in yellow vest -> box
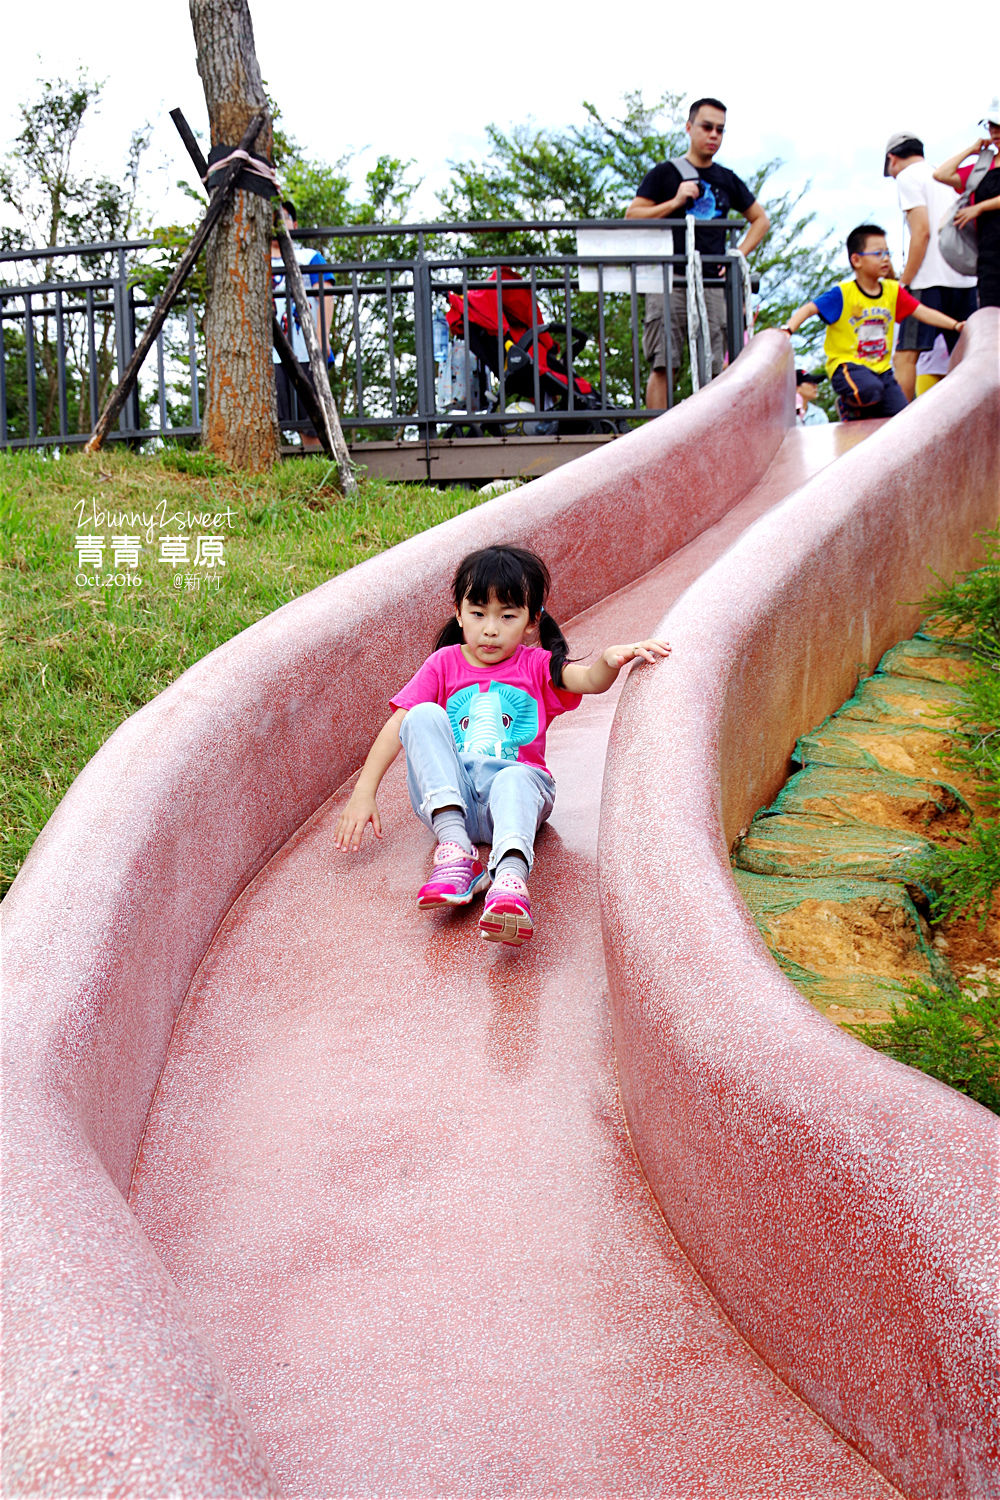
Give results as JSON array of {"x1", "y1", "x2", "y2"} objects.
[{"x1": 780, "y1": 224, "x2": 965, "y2": 419}]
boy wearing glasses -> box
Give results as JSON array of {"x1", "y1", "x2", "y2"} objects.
[
  {"x1": 626, "y1": 97, "x2": 769, "y2": 406},
  {"x1": 781, "y1": 224, "x2": 965, "y2": 419}
]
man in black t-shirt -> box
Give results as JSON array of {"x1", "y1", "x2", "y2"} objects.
[{"x1": 626, "y1": 97, "x2": 769, "y2": 406}]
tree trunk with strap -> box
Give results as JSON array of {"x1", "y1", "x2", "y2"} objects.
[{"x1": 189, "y1": 0, "x2": 277, "y2": 471}]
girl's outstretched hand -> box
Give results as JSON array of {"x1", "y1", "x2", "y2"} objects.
[
  {"x1": 603, "y1": 637, "x2": 671, "y2": 669},
  {"x1": 335, "y1": 789, "x2": 382, "y2": 852}
]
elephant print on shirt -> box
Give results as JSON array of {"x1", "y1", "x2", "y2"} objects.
[{"x1": 446, "y1": 682, "x2": 540, "y2": 761}]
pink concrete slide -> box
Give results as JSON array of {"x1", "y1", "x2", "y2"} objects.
[{"x1": 4, "y1": 313, "x2": 998, "y2": 1499}]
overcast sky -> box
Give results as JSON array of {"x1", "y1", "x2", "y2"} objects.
[{"x1": 5, "y1": 0, "x2": 998, "y2": 275}]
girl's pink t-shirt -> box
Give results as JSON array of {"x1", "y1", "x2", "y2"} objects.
[{"x1": 391, "y1": 643, "x2": 581, "y2": 775}]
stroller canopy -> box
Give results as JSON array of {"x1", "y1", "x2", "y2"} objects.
[{"x1": 446, "y1": 267, "x2": 594, "y2": 399}]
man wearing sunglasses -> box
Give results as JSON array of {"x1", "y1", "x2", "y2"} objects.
[{"x1": 626, "y1": 97, "x2": 769, "y2": 407}]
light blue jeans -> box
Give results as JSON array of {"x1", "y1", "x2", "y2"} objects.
[{"x1": 399, "y1": 702, "x2": 556, "y2": 874}]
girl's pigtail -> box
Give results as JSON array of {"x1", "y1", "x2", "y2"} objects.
[
  {"x1": 539, "y1": 610, "x2": 570, "y2": 688},
  {"x1": 434, "y1": 617, "x2": 465, "y2": 651}
]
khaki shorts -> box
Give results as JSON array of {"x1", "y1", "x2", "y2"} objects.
[{"x1": 643, "y1": 286, "x2": 728, "y2": 377}]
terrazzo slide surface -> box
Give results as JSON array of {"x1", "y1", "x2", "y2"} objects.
[
  {"x1": 10, "y1": 323, "x2": 996, "y2": 1499},
  {"x1": 126, "y1": 422, "x2": 898, "y2": 1498}
]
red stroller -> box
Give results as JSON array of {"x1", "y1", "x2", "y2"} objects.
[{"x1": 444, "y1": 267, "x2": 623, "y2": 434}]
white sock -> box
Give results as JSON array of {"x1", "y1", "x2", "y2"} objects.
[
  {"x1": 431, "y1": 807, "x2": 473, "y2": 854},
  {"x1": 494, "y1": 852, "x2": 529, "y2": 885}
]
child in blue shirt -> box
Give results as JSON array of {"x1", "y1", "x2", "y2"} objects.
[{"x1": 781, "y1": 224, "x2": 965, "y2": 419}]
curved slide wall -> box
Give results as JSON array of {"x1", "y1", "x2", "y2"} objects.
[
  {"x1": 2, "y1": 338, "x2": 794, "y2": 1495},
  {"x1": 601, "y1": 310, "x2": 1000, "y2": 1500}
]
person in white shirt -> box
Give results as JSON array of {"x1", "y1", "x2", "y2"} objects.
[{"x1": 883, "y1": 132, "x2": 977, "y2": 401}]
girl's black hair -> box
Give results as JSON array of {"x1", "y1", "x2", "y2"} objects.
[{"x1": 434, "y1": 544, "x2": 571, "y2": 686}]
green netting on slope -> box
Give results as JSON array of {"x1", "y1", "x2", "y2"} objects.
[
  {"x1": 794, "y1": 718, "x2": 956, "y2": 782},
  {"x1": 914, "y1": 618, "x2": 974, "y2": 648},
  {"x1": 733, "y1": 869, "x2": 951, "y2": 1009},
  {"x1": 733, "y1": 812, "x2": 932, "y2": 882},
  {"x1": 765, "y1": 765, "x2": 970, "y2": 833},
  {"x1": 835, "y1": 673, "x2": 965, "y2": 729},
  {"x1": 728, "y1": 631, "x2": 970, "y2": 1012},
  {"x1": 791, "y1": 632, "x2": 974, "y2": 786},
  {"x1": 877, "y1": 636, "x2": 973, "y2": 683}
]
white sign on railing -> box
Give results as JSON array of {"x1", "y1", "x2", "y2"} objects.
[{"x1": 575, "y1": 228, "x2": 674, "y2": 293}]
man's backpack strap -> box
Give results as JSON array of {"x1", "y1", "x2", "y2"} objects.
[{"x1": 670, "y1": 155, "x2": 701, "y2": 181}]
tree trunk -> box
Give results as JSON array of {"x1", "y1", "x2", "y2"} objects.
[{"x1": 189, "y1": 0, "x2": 276, "y2": 471}]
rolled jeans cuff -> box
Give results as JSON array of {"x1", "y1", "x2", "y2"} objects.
[
  {"x1": 488, "y1": 833, "x2": 535, "y2": 876},
  {"x1": 414, "y1": 784, "x2": 466, "y2": 823}
]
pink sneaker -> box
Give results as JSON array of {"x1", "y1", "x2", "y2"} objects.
[
  {"x1": 479, "y1": 872, "x2": 533, "y2": 946},
  {"x1": 417, "y1": 842, "x2": 489, "y2": 908}
]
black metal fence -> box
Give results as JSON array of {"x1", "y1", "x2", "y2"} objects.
[{"x1": 1, "y1": 220, "x2": 749, "y2": 454}]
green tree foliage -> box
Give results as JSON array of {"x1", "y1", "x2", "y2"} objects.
[
  {"x1": 0, "y1": 72, "x2": 151, "y2": 440},
  {"x1": 441, "y1": 88, "x2": 846, "y2": 324},
  {"x1": 440, "y1": 92, "x2": 687, "y2": 250},
  {"x1": 273, "y1": 122, "x2": 422, "y2": 432},
  {"x1": 437, "y1": 94, "x2": 686, "y2": 406},
  {"x1": 3, "y1": 83, "x2": 845, "y2": 442},
  {"x1": 0, "y1": 72, "x2": 149, "y2": 251}
]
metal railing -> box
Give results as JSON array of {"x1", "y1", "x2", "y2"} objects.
[
  {"x1": 1, "y1": 220, "x2": 749, "y2": 454},
  {"x1": 0, "y1": 241, "x2": 201, "y2": 449}
]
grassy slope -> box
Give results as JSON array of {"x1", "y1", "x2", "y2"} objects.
[{"x1": 1, "y1": 450, "x2": 486, "y2": 894}]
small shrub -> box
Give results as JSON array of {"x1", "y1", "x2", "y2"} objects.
[
  {"x1": 850, "y1": 977, "x2": 1000, "y2": 1115},
  {"x1": 914, "y1": 819, "x2": 1000, "y2": 927},
  {"x1": 916, "y1": 536, "x2": 1000, "y2": 926},
  {"x1": 857, "y1": 536, "x2": 1000, "y2": 1107},
  {"x1": 924, "y1": 527, "x2": 1000, "y2": 643}
]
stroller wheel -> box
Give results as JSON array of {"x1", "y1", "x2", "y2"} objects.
[{"x1": 504, "y1": 400, "x2": 536, "y2": 436}]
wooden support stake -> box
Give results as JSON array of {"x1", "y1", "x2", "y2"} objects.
[
  {"x1": 273, "y1": 223, "x2": 357, "y2": 496},
  {"x1": 168, "y1": 107, "x2": 207, "y2": 182},
  {"x1": 84, "y1": 111, "x2": 266, "y2": 454}
]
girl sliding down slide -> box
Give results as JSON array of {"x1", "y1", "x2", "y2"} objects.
[{"x1": 335, "y1": 544, "x2": 669, "y2": 947}]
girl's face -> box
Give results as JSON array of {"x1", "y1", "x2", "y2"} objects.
[{"x1": 456, "y1": 592, "x2": 532, "y2": 668}]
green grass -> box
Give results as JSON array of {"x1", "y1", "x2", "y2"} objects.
[
  {"x1": 915, "y1": 531, "x2": 1000, "y2": 926},
  {"x1": 851, "y1": 533, "x2": 1000, "y2": 1116},
  {"x1": 850, "y1": 976, "x2": 1000, "y2": 1115},
  {"x1": 1, "y1": 448, "x2": 487, "y2": 893}
]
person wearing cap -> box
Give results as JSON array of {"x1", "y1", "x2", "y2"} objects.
[
  {"x1": 883, "y1": 132, "x2": 977, "y2": 401},
  {"x1": 795, "y1": 369, "x2": 829, "y2": 425},
  {"x1": 933, "y1": 102, "x2": 1000, "y2": 309}
]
